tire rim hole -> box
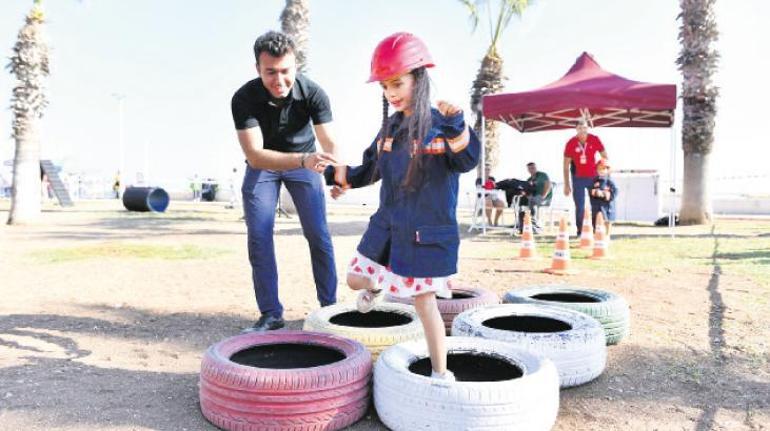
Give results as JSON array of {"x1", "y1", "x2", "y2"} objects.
[
  {"x1": 230, "y1": 343, "x2": 346, "y2": 368},
  {"x1": 482, "y1": 315, "x2": 573, "y2": 333},
  {"x1": 530, "y1": 293, "x2": 601, "y2": 303},
  {"x1": 408, "y1": 353, "x2": 523, "y2": 381},
  {"x1": 329, "y1": 310, "x2": 413, "y2": 328}
]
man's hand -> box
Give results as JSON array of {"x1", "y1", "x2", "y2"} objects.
[
  {"x1": 564, "y1": 183, "x2": 572, "y2": 196},
  {"x1": 437, "y1": 100, "x2": 462, "y2": 117},
  {"x1": 330, "y1": 185, "x2": 346, "y2": 200},
  {"x1": 304, "y1": 152, "x2": 338, "y2": 173}
]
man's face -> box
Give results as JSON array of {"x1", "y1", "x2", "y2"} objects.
[
  {"x1": 576, "y1": 124, "x2": 589, "y2": 141},
  {"x1": 527, "y1": 164, "x2": 537, "y2": 176},
  {"x1": 256, "y1": 52, "x2": 297, "y2": 99}
]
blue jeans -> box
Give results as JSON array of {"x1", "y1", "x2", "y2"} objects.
[
  {"x1": 572, "y1": 176, "x2": 593, "y2": 236},
  {"x1": 242, "y1": 165, "x2": 337, "y2": 318}
]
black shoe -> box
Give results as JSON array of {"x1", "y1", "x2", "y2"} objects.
[{"x1": 242, "y1": 315, "x2": 285, "y2": 333}]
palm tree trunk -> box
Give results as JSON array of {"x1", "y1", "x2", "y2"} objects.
[
  {"x1": 7, "y1": 124, "x2": 41, "y2": 224},
  {"x1": 471, "y1": 53, "x2": 504, "y2": 177},
  {"x1": 7, "y1": 3, "x2": 49, "y2": 225},
  {"x1": 677, "y1": 0, "x2": 719, "y2": 224},
  {"x1": 681, "y1": 152, "x2": 712, "y2": 223},
  {"x1": 280, "y1": 0, "x2": 310, "y2": 73}
]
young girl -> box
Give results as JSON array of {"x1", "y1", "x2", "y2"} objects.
[
  {"x1": 324, "y1": 32, "x2": 480, "y2": 380},
  {"x1": 589, "y1": 159, "x2": 618, "y2": 236}
]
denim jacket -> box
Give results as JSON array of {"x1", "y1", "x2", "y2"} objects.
[{"x1": 324, "y1": 108, "x2": 480, "y2": 277}]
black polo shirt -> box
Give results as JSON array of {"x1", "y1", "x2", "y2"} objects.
[{"x1": 231, "y1": 74, "x2": 332, "y2": 153}]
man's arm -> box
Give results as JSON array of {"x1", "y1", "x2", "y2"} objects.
[
  {"x1": 542, "y1": 178, "x2": 552, "y2": 199},
  {"x1": 313, "y1": 122, "x2": 337, "y2": 158},
  {"x1": 562, "y1": 157, "x2": 572, "y2": 196},
  {"x1": 237, "y1": 128, "x2": 336, "y2": 172}
]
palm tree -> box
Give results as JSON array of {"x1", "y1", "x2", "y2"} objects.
[
  {"x1": 280, "y1": 0, "x2": 310, "y2": 73},
  {"x1": 460, "y1": 0, "x2": 530, "y2": 176},
  {"x1": 676, "y1": 0, "x2": 719, "y2": 225},
  {"x1": 6, "y1": 0, "x2": 49, "y2": 225}
]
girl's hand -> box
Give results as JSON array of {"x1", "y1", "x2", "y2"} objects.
[{"x1": 437, "y1": 100, "x2": 462, "y2": 117}]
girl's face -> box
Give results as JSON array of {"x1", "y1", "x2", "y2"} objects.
[{"x1": 381, "y1": 73, "x2": 415, "y2": 114}]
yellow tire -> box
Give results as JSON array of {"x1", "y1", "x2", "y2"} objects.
[{"x1": 303, "y1": 303, "x2": 424, "y2": 360}]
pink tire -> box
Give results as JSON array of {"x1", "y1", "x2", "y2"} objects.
[
  {"x1": 385, "y1": 284, "x2": 499, "y2": 334},
  {"x1": 199, "y1": 330, "x2": 372, "y2": 431}
]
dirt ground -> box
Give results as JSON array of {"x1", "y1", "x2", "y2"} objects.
[{"x1": 0, "y1": 199, "x2": 768, "y2": 431}]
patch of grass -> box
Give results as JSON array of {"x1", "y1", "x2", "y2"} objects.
[
  {"x1": 465, "y1": 219, "x2": 770, "y2": 286},
  {"x1": 30, "y1": 243, "x2": 231, "y2": 263}
]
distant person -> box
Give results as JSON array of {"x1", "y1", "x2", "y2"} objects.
[
  {"x1": 227, "y1": 167, "x2": 241, "y2": 209},
  {"x1": 521, "y1": 162, "x2": 552, "y2": 233},
  {"x1": 190, "y1": 174, "x2": 202, "y2": 201},
  {"x1": 589, "y1": 159, "x2": 617, "y2": 236},
  {"x1": 563, "y1": 118, "x2": 608, "y2": 236},
  {"x1": 231, "y1": 30, "x2": 339, "y2": 332},
  {"x1": 483, "y1": 175, "x2": 504, "y2": 226},
  {"x1": 112, "y1": 171, "x2": 121, "y2": 199}
]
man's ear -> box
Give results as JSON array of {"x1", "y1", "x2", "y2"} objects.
[{"x1": 254, "y1": 63, "x2": 260, "y2": 76}]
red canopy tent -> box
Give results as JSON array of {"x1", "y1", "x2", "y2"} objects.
[
  {"x1": 482, "y1": 52, "x2": 677, "y2": 131},
  {"x1": 471, "y1": 52, "x2": 678, "y2": 233}
]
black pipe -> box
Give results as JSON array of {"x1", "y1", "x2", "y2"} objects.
[{"x1": 122, "y1": 187, "x2": 170, "y2": 212}]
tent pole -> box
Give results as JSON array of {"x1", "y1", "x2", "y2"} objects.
[
  {"x1": 669, "y1": 114, "x2": 676, "y2": 238},
  {"x1": 480, "y1": 109, "x2": 487, "y2": 234}
]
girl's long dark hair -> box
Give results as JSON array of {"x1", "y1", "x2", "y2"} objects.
[{"x1": 375, "y1": 67, "x2": 432, "y2": 191}]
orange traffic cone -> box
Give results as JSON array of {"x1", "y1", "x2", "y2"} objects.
[
  {"x1": 517, "y1": 210, "x2": 538, "y2": 260},
  {"x1": 590, "y1": 211, "x2": 609, "y2": 259},
  {"x1": 579, "y1": 205, "x2": 594, "y2": 249},
  {"x1": 544, "y1": 215, "x2": 578, "y2": 275}
]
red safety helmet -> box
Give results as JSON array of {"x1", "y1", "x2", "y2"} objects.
[{"x1": 368, "y1": 32, "x2": 434, "y2": 83}]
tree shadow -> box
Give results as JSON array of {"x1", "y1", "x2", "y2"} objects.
[{"x1": 0, "y1": 306, "x2": 326, "y2": 430}]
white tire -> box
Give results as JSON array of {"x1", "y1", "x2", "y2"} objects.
[
  {"x1": 303, "y1": 302, "x2": 424, "y2": 360},
  {"x1": 374, "y1": 336, "x2": 559, "y2": 431},
  {"x1": 503, "y1": 285, "x2": 631, "y2": 345},
  {"x1": 452, "y1": 304, "x2": 606, "y2": 388}
]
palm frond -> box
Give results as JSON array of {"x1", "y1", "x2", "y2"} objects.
[{"x1": 458, "y1": 0, "x2": 482, "y2": 33}]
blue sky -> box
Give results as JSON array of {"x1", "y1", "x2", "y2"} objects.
[{"x1": 1, "y1": 0, "x2": 768, "y2": 195}]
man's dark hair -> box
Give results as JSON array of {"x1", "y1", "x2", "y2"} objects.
[
  {"x1": 527, "y1": 162, "x2": 536, "y2": 167},
  {"x1": 253, "y1": 31, "x2": 296, "y2": 64}
]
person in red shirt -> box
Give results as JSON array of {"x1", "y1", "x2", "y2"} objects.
[{"x1": 562, "y1": 118, "x2": 608, "y2": 235}]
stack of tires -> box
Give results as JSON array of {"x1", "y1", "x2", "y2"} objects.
[{"x1": 198, "y1": 284, "x2": 631, "y2": 430}]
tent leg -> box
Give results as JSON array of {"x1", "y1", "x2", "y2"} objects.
[
  {"x1": 669, "y1": 116, "x2": 677, "y2": 238},
  {"x1": 480, "y1": 114, "x2": 487, "y2": 234}
]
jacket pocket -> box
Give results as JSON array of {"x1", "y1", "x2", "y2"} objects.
[
  {"x1": 414, "y1": 225, "x2": 459, "y2": 245},
  {"x1": 412, "y1": 224, "x2": 459, "y2": 276}
]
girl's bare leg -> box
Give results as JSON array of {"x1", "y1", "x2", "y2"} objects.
[
  {"x1": 605, "y1": 221, "x2": 612, "y2": 237},
  {"x1": 414, "y1": 292, "x2": 447, "y2": 375},
  {"x1": 347, "y1": 273, "x2": 374, "y2": 291}
]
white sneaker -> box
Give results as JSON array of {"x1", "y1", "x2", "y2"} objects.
[
  {"x1": 431, "y1": 370, "x2": 456, "y2": 382},
  {"x1": 356, "y1": 289, "x2": 383, "y2": 313}
]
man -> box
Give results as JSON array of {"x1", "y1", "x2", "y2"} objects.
[
  {"x1": 231, "y1": 31, "x2": 339, "y2": 332},
  {"x1": 563, "y1": 118, "x2": 608, "y2": 236},
  {"x1": 523, "y1": 162, "x2": 551, "y2": 233}
]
